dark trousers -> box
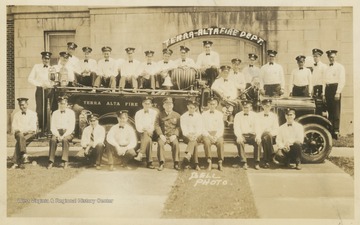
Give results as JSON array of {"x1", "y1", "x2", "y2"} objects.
[
  {"x1": 292, "y1": 85, "x2": 309, "y2": 97},
  {"x1": 75, "y1": 72, "x2": 97, "y2": 87},
  {"x1": 261, "y1": 132, "x2": 275, "y2": 163},
  {"x1": 138, "y1": 76, "x2": 155, "y2": 89},
  {"x1": 264, "y1": 84, "x2": 281, "y2": 97},
  {"x1": 106, "y1": 143, "x2": 137, "y2": 165},
  {"x1": 237, "y1": 134, "x2": 260, "y2": 162},
  {"x1": 35, "y1": 87, "x2": 49, "y2": 131},
  {"x1": 93, "y1": 76, "x2": 117, "y2": 89},
  {"x1": 202, "y1": 68, "x2": 219, "y2": 87},
  {"x1": 119, "y1": 76, "x2": 138, "y2": 89},
  {"x1": 313, "y1": 85, "x2": 323, "y2": 97},
  {"x1": 157, "y1": 137, "x2": 180, "y2": 163},
  {"x1": 203, "y1": 136, "x2": 224, "y2": 162},
  {"x1": 138, "y1": 132, "x2": 153, "y2": 163},
  {"x1": 183, "y1": 136, "x2": 201, "y2": 164},
  {"x1": 12, "y1": 131, "x2": 35, "y2": 164},
  {"x1": 325, "y1": 84, "x2": 341, "y2": 132},
  {"x1": 283, "y1": 142, "x2": 302, "y2": 164},
  {"x1": 87, "y1": 143, "x2": 105, "y2": 165},
  {"x1": 48, "y1": 130, "x2": 74, "y2": 163}
]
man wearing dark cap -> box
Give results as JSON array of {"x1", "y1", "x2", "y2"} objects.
[
  {"x1": 275, "y1": 108, "x2": 304, "y2": 170},
  {"x1": 76, "y1": 46, "x2": 98, "y2": 89},
  {"x1": 28, "y1": 51, "x2": 53, "y2": 133},
  {"x1": 324, "y1": 50, "x2": 346, "y2": 138},
  {"x1": 10, "y1": 98, "x2": 38, "y2": 169},
  {"x1": 118, "y1": 47, "x2": 140, "y2": 90},
  {"x1": 196, "y1": 40, "x2": 220, "y2": 86},
  {"x1": 59, "y1": 42, "x2": 81, "y2": 77},
  {"x1": 134, "y1": 97, "x2": 158, "y2": 169},
  {"x1": 81, "y1": 114, "x2": 106, "y2": 170},
  {"x1": 201, "y1": 96, "x2": 224, "y2": 171},
  {"x1": 95, "y1": 46, "x2": 118, "y2": 90},
  {"x1": 137, "y1": 50, "x2": 158, "y2": 89},
  {"x1": 156, "y1": 48, "x2": 176, "y2": 89},
  {"x1": 311, "y1": 48, "x2": 327, "y2": 98},
  {"x1": 259, "y1": 50, "x2": 285, "y2": 97},
  {"x1": 106, "y1": 110, "x2": 138, "y2": 170},
  {"x1": 48, "y1": 96, "x2": 76, "y2": 169},
  {"x1": 256, "y1": 99, "x2": 279, "y2": 168},
  {"x1": 172, "y1": 46, "x2": 198, "y2": 90},
  {"x1": 234, "y1": 100, "x2": 260, "y2": 170},
  {"x1": 289, "y1": 55, "x2": 312, "y2": 97},
  {"x1": 54, "y1": 52, "x2": 76, "y2": 87},
  {"x1": 229, "y1": 58, "x2": 246, "y2": 91},
  {"x1": 242, "y1": 54, "x2": 261, "y2": 90},
  {"x1": 175, "y1": 46, "x2": 197, "y2": 69},
  {"x1": 180, "y1": 99, "x2": 203, "y2": 170},
  {"x1": 155, "y1": 97, "x2": 181, "y2": 171}
]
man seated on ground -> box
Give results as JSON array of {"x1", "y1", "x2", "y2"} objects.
[
  {"x1": 180, "y1": 99, "x2": 203, "y2": 171},
  {"x1": 106, "y1": 110, "x2": 138, "y2": 171},
  {"x1": 10, "y1": 98, "x2": 38, "y2": 170},
  {"x1": 81, "y1": 114, "x2": 106, "y2": 170},
  {"x1": 274, "y1": 108, "x2": 304, "y2": 170}
]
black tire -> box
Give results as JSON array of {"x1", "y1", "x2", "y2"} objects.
[{"x1": 301, "y1": 123, "x2": 332, "y2": 163}]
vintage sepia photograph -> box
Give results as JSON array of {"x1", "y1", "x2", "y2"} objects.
[{"x1": 2, "y1": 1, "x2": 358, "y2": 225}]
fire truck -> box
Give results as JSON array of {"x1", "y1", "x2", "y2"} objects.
[{"x1": 43, "y1": 82, "x2": 333, "y2": 164}]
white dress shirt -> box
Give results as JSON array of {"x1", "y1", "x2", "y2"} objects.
[
  {"x1": 119, "y1": 59, "x2": 141, "y2": 78},
  {"x1": 229, "y1": 70, "x2": 246, "y2": 90},
  {"x1": 234, "y1": 111, "x2": 257, "y2": 138},
  {"x1": 50, "y1": 108, "x2": 76, "y2": 137},
  {"x1": 97, "y1": 58, "x2": 118, "y2": 77},
  {"x1": 260, "y1": 62, "x2": 285, "y2": 89},
  {"x1": 324, "y1": 62, "x2": 346, "y2": 94},
  {"x1": 12, "y1": 109, "x2": 38, "y2": 133},
  {"x1": 58, "y1": 55, "x2": 81, "y2": 74},
  {"x1": 290, "y1": 67, "x2": 312, "y2": 91},
  {"x1": 255, "y1": 111, "x2": 279, "y2": 137},
  {"x1": 78, "y1": 58, "x2": 98, "y2": 75},
  {"x1": 157, "y1": 60, "x2": 177, "y2": 72},
  {"x1": 106, "y1": 123, "x2": 137, "y2": 150},
  {"x1": 180, "y1": 111, "x2": 203, "y2": 137},
  {"x1": 201, "y1": 110, "x2": 224, "y2": 138},
  {"x1": 135, "y1": 108, "x2": 158, "y2": 133},
  {"x1": 211, "y1": 77, "x2": 238, "y2": 100},
  {"x1": 175, "y1": 58, "x2": 198, "y2": 68},
  {"x1": 312, "y1": 61, "x2": 327, "y2": 88},
  {"x1": 276, "y1": 121, "x2": 304, "y2": 149},
  {"x1": 81, "y1": 124, "x2": 106, "y2": 148},
  {"x1": 28, "y1": 64, "x2": 51, "y2": 87},
  {"x1": 196, "y1": 51, "x2": 220, "y2": 69},
  {"x1": 137, "y1": 61, "x2": 159, "y2": 77},
  {"x1": 54, "y1": 64, "x2": 75, "y2": 82},
  {"x1": 242, "y1": 65, "x2": 261, "y2": 84}
]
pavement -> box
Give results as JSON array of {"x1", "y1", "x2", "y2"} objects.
[{"x1": 7, "y1": 143, "x2": 355, "y2": 219}]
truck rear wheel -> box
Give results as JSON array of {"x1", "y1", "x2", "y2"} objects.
[{"x1": 301, "y1": 123, "x2": 332, "y2": 163}]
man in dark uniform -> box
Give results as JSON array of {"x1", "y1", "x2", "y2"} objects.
[
  {"x1": 324, "y1": 50, "x2": 346, "y2": 138},
  {"x1": 155, "y1": 97, "x2": 181, "y2": 171}
]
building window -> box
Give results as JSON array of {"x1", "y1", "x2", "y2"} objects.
[{"x1": 44, "y1": 31, "x2": 76, "y2": 65}]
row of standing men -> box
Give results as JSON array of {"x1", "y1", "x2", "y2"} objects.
[{"x1": 10, "y1": 95, "x2": 303, "y2": 171}]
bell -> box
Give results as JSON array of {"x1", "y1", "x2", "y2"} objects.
[{"x1": 162, "y1": 75, "x2": 173, "y2": 87}]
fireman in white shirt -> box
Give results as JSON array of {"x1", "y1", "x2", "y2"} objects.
[
  {"x1": 119, "y1": 47, "x2": 140, "y2": 90},
  {"x1": 156, "y1": 48, "x2": 176, "y2": 89},
  {"x1": 134, "y1": 97, "x2": 157, "y2": 169},
  {"x1": 58, "y1": 42, "x2": 81, "y2": 78},
  {"x1": 275, "y1": 108, "x2": 304, "y2": 170},
  {"x1": 196, "y1": 40, "x2": 220, "y2": 86},
  {"x1": 137, "y1": 50, "x2": 158, "y2": 89},
  {"x1": 48, "y1": 96, "x2": 76, "y2": 169},
  {"x1": 106, "y1": 110, "x2": 138, "y2": 170},
  {"x1": 10, "y1": 98, "x2": 38, "y2": 169},
  {"x1": 256, "y1": 99, "x2": 279, "y2": 168},
  {"x1": 201, "y1": 97, "x2": 224, "y2": 171},
  {"x1": 81, "y1": 114, "x2": 106, "y2": 170},
  {"x1": 242, "y1": 53, "x2": 261, "y2": 89},
  {"x1": 55, "y1": 52, "x2": 75, "y2": 86},
  {"x1": 28, "y1": 51, "x2": 52, "y2": 133},
  {"x1": 324, "y1": 50, "x2": 346, "y2": 137},
  {"x1": 180, "y1": 99, "x2": 203, "y2": 171},
  {"x1": 229, "y1": 58, "x2": 246, "y2": 94},
  {"x1": 312, "y1": 48, "x2": 327, "y2": 98},
  {"x1": 290, "y1": 55, "x2": 312, "y2": 97},
  {"x1": 94, "y1": 46, "x2": 118, "y2": 90},
  {"x1": 175, "y1": 46, "x2": 197, "y2": 69},
  {"x1": 76, "y1": 46, "x2": 98, "y2": 88},
  {"x1": 234, "y1": 100, "x2": 260, "y2": 170}
]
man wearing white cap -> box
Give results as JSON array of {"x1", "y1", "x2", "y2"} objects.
[{"x1": 196, "y1": 40, "x2": 220, "y2": 86}]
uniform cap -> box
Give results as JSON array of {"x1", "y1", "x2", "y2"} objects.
[
  {"x1": 67, "y1": 42, "x2": 78, "y2": 49},
  {"x1": 180, "y1": 46, "x2": 190, "y2": 53},
  {"x1": 187, "y1": 99, "x2": 199, "y2": 106},
  {"x1": 143, "y1": 96, "x2": 153, "y2": 103},
  {"x1": 286, "y1": 108, "x2": 296, "y2": 115},
  {"x1": 208, "y1": 96, "x2": 218, "y2": 102},
  {"x1": 145, "y1": 50, "x2": 155, "y2": 56},
  {"x1": 312, "y1": 48, "x2": 323, "y2": 56},
  {"x1": 241, "y1": 100, "x2": 252, "y2": 106},
  {"x1": 295, "y1": 55, "x2": 306, "y2": 62},
  {"x1": 82, "y1": 47, "x2": 92, "y2": 53},
  {"x1": 261, "y1": 99, "x2": 272, "y2": 105},
  {"x1": 125, "y1": 47, "x2": 135, "y2": 53},
  {"x1": 117, "y1": 110, "x2": 128, "y2": 117},
  {"x1": 57, "y1": 95, "x2": 68, "y2": 102},
  {"x1": 231, "y1": 58, "x2": 242, "y2": 64},
  {"x1": 267, "y1": 50, "x2": 278, "y2": 57},
  {"x1": 41, "y1": 51, "x2": 52, "y2": 59},
  {"x1": 162, "y1": 48, "x2": 173, "y2": 55},
  {"x1": 163, "y1": 97, "x2": 173, "y2": 104},
  {"x1": 17, "y1": 97, "x2": 29, "y2": 103},
  {"x1": 88, "y1": 113, "x2": 99, "y2": 121},
  {"x1": 203, "y1": 40, "x2": 213, "y2": 46},
  {"x1": 59, "y1": 51, "x2": 70, "y2": 59},
  {"x1": 220, "y1": 65, "x2": 231, "y2": 71},
  {"x1": 101, "y1": 46, "x2": 112, "y2": 52},
  {"x1": 248, "y1": 53, "x2": 258, "y2": 60},
  {"x1": 326, "y1": 50, "x2": 338, "y2": 56}
]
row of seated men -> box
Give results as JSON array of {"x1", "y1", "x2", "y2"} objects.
[{"x1": 10, "y1": 95, "x2": 304, "y2": 171}]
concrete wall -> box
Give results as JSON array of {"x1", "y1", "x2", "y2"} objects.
[{"x1": 8, "y1": 6, "x2": 353, "y2": 134}]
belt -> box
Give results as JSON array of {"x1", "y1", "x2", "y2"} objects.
[{"x1": 326, "y1": 83, "x2": 338, "y2": 87}]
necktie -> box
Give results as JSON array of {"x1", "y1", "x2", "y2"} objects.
[
  {"x1": 299, "y1": 67, "x2": 303, "y2": 70},
  {"x1": 189, "y1": 114, "x2": 193, "y2": 117},
  {"x1": 269, "y1": 62, "x2": 274, "y2": 65},
  {"x1": 210, "y1": 111, "x2": 214, "y2": 114},
  {"x1": 68, "y1": 54, "x2": 72, "y2": 58},
  {"x1": 164, "y1": 62, "x2": 168, "y2": 64},
  {"x1": 234, "y1": 72, "x2": 238, "y2": 75},
  {"x1": 22, "y1": 112, "x2": 26, "y2": 115},
  {"x1": 60, "y1": 110, "x2": 65, "y2": 114},
  {"x1": 206, "y1": 53, "x2": 210, "y2": 56},
  {"x1": 43, "y1": 65, "x2": 48, "y2": 68},
  {"x1": 119, "y1": 126, "x2": 124, "y2": 129},
  {"x1": 182, "y1": 59, "x2": 186, "y2": 62},
  {"x1": 329, "y1": 63, "x2": 333, "y2": 66},
  {"x1": 264, "y1": 114, "x2": 269, "y2": 117},
  {"x1": 244, "y1": 113, "x2": 249, "y2": 116},
  {"x1": 249, "y1": 65, "x2": 253, "y2": 67},
  {"x1": 147, "y1": 63, "x2": 151, "y2": 65},
  {"x1": 90, "y1": 128, "x2": 94, "y2": 142},
  {"x1": 105, "y1": 59, "x2": 109, "y2": 62},
  {"x1": 287, "y1": 124, "x2": 292, "y2": 127},
  {"x1": 224, "y1": 79, "x2": 228, "y2": 82},
  {"x1": 84, "y1": 59, "x2": 88, "y2": 63},
  {"x1": 314, "y1": 63, "x2": 318, "y2": 66},
  {"x1": 144, "y1": 110, "x2": 149, "y2": 114},
  {"x1": 129, "y1": 60, "x2": 133, "y2": 63}
]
